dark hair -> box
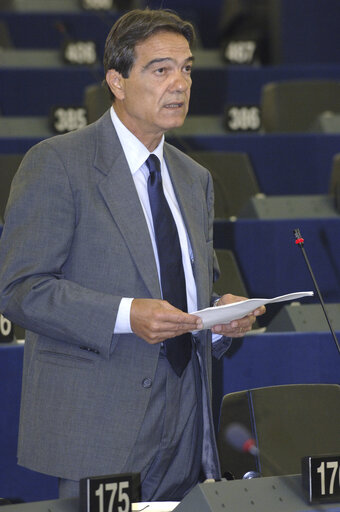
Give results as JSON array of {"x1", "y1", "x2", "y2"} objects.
[{"x1": 103, "y1": 8, "x2": 195, "y2": 100}]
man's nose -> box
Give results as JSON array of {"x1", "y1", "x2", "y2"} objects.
[{"x1": 170, "y1": 71, "x2": 190, "y2": 92}]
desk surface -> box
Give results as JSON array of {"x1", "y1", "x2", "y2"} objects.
[
  {"x1": 1, "y1": 0, "x2": 85, "y2": 11},
  {"x1": 0, "y1": 49, "x2": 70, "y2": 68},
  {"x1": 0, "y1": 498, "x2": 178, "y2": 511},
  {"x1": 1, "y1": 477, "x2": 340, "y2": 511},
  {"x1": 0, "y1": 48, "x2": 223, "y2": 69},
  {"x1": 0, "y1": 116, "x2": 52, "y2": 137}
]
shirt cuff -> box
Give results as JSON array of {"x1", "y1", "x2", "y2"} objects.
[
  {"x1": 211, "y1": 336, "x2": 232, "y2": 359},
  {"x1": 212, "y1": 333, "x2": 222, "y2": 344},
  {"x1": 114, "y1": 297, "x2": 134, "y2": 334}
]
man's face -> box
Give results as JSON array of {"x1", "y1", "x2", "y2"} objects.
[{"x1": 107, "y1": 30, "x2": 193, "y2": 150}]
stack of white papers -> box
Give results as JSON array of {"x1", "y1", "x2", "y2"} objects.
[{"x1": 192, "y1": 291, "x2": 314, "y2": 330}]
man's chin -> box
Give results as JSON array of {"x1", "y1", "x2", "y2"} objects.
[{"x1": 163, "y1": 115, "x2": 187, "y2": 131}]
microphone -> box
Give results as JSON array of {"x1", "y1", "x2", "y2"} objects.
[
  {"x1": 293, "y1": 228, "x2": 340, "y2": 355},
  {"x1": 226, "y1": 422, "x2": 299, "y2": 479},
  {"x1": 226, "y1": 422, "x2": 259, "y2": 456},
  {"x1": 226, "y1": 423, "x2": 261, "y2": 479},
  {"x1": 225, "y1": 423, "x2": 332, "y2": 511}
]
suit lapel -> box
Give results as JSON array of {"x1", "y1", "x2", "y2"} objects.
[
  {"x1": 91, "y1": 112, "x2": 210, "y2": 307},
  {"x1": 164, "y1": 146, "x2": 211, "y2": 310},
  {"x1": 94, "y1": 111, "x2": 161, "y2": 299}
]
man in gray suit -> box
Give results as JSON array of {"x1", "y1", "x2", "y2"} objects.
[{"x1": 0, "y1": 9, "x2": 264, "y2": 502}]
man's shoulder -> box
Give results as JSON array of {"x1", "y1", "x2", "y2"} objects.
[
  {"x1": 18, "y1": 110, "x2": 119, "y2": 185},
  {"x1": 26, "y1": 110, "x2": 115, "y2": 160}
]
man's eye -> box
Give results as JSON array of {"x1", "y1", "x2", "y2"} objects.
[
  {"x1": 155, "y1": 67, "x2": 166, "y2": 74},
  {"x1": 184, "y1": 65, "x2": 192, "y2": 73}
]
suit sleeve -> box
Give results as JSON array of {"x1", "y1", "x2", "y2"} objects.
[{"x1": 0, "y1": 142, "x2": 119, "y2": 359}]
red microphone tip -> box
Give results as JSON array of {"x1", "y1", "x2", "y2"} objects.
[{"x1": 242, "y1": 438, "x2": 256, "y2": 453}]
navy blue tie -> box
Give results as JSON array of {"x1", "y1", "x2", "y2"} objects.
[{"x1": 146, "y1": 154, "x2": 192, "y2": 377}]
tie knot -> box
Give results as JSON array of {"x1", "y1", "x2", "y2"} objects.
[{"x1": 146, "y1": 154, "x2": 161, "y2": 175}]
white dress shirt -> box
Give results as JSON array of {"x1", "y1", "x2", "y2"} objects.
[{"x1": 110, "y1": 106, "x2": 198, "y2": 333}]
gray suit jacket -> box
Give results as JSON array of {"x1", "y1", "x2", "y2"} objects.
[{"x1": 0, "y1": 110, "x2": 225, "y2": 480}]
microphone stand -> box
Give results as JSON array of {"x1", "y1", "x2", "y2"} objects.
[{"x1": 293, "y1": 228, "x2": 340, "y2": 355}]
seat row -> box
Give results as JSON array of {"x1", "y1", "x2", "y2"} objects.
[
  {"x1": 2, "y1": 50, "x2": 340, "y2": 121},
  {"x1": 2, "y1": 149, "x2": 340, "y2": 221},
  {"x1": 2, "y1": 0, "x2": 340, "y2": 63}
]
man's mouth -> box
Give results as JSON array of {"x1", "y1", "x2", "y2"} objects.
[{"x1": 164, "y1": 102, "x2": 184, "y2": 109}]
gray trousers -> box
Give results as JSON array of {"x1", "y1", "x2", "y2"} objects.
[{"x1": 59, "y1": 346, "x2": 204, "y2": 501}]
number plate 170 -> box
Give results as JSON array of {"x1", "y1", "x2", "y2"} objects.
[{"x1": 302, "y1": 454, "x2": 340, "y2": 503}]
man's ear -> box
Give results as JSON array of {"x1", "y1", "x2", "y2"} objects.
[{"x1": 106, "y1": 70, "x2": 125, "y2": 100}]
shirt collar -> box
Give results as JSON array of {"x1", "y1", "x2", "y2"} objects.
[{"x1": 110, "y1": 106, "x2": 164, "y2": 174}]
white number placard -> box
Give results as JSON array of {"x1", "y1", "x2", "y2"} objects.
[
  {"x1": 51, "y1": 107, "x2": 88, "y2": 133},
  {"x1": 225, "y1": 40, "x2": 257, "y2": 64},
  {"x1": 226, "y1": 106, "x2": 261, "y2": 132},
  {"x1": 81, "y1": 0, "x2": 114, "y2": 9},
  {"x1": 63, "y1": 40, "x2": 97, "y2": 65},
  {"x1": 0, "y1": 314, "x2": 12, "y2": 339},
  {"x1": 79, "y1": 472, "x2": 140, "y2": 512}
]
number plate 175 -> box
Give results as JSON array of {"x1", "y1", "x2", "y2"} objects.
[{"x1": 79, "y1": 473, "x2": 140, "y2": 512}]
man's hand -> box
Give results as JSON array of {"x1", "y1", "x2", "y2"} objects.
[
  {"x1": 130, "y1": 298, "x2": 203, "y2": 344},
  {"x1": 211, "y1": 293, "x2": 266, "y2": 338}
]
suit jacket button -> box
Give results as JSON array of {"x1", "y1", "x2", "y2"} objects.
[{"x1": 142, "y1": 378, "x2": 152, "y2": 388}]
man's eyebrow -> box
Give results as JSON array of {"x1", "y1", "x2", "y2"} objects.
[{"x1": 142, "y1": 55, "x2": 194, "y2": 71}]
